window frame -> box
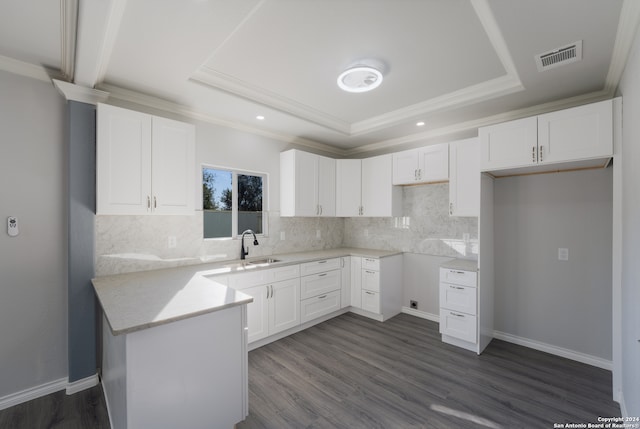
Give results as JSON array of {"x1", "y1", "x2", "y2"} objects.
[{"x1": 201, "y1": 164, "x2": 268, "y2": 240}]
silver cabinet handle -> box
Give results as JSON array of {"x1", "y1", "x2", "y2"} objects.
[
  {"x1": 318, "y1": 260, "x2": 327, "y2": 264},
  {"x1": 450, "y1": 312, "x2": 465, "y2": 317},
  {"x1": 365, "y1": 291, "x2": 375, "y2": 295},
  {"x1": 532, "y1": 146, "x2": 536, "y2": 162},
  {"x1": 449, "y1": 202, "x2": 453, "y2": 215},
  {"x1": 147, "y1": 196, "x2": 151, "y2": 209},
  {"x1": 266, "y1": 285, "x2": 270, "y2": 299},
  {"x1": 318, "y1": 295, "x2": 327, "y2": 299},
  {"x1": 319, "y1": 205, "x2": 323, "y2": 215},
  {"x1": 418, "y1": 168, "x2": 422, "y2": 180},
  {"x1": 318, "y1": 273, "x2": 327, "y2": 277},
  {"x1": 365, "y1": 270, "x2": 375, "y2": 274},
  {"x1": 449, "y1": 270, "x2": 465, "y2": 274},
  {"x1": 364, "y1": 258, "x2": 375, "y2": 262},
  {"x1": 539, "y1": 145, "x2": 544, "y2": 162},
  {"x1": 450, "y1": 285, "x2": 464, "y2": 290}
]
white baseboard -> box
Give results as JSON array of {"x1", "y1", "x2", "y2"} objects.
[
  {"x1": 66, "y1": 374, "x2": 99, "y2": 395},
  {"x1": 493, "y1": 330, "x2": 612, "y2": 371},
  {"x1": 0, "y1": 377, "x2": 68, "y2": 411},
  {"x1": 401, "y1": 306, "x2": 439, "y2": 322},
  {"x1": 0, "y1": 373, "x2": 99, "y2": 411},
  {"x1": 619, "y1": 391, "x2": 627, "y2": 418}
]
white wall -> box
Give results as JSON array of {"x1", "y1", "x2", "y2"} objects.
[
  {"x1": 617, "y1": 22, "x2": 640, "y2": 417},
  {"x1": 493, "y1": 168, "x2": 613, "y2": 360},
  {"x1": 0, "y1": 71, "x2": 68, "y2": 397}
]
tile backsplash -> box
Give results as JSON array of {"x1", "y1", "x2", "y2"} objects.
[{"x1": 95, "y1": 183, "x2": 477, "y2": 276}]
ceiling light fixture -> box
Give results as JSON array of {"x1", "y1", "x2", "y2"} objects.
[
  {"x1": 256, "y1": 115, "x2": 265, "y2": 120},
  {"x1": 416, "y1": 121, "x2": 425, "y2": 127},
  {"x1": 337, "y1": 62, "x2": 384, "y2": 93}
]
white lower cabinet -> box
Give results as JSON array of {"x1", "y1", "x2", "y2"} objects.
[
  {"x1": 300, "y1": 259, "x2": 341, "y2": 322},
  {"x1": 269, "y1": 278, "x2": 301, "y2": 335},
  {"x1": 349, "y1": 255, "x2": 403, "y2": 321},
  {"x1": 439, "y1": 266, "x2": 482, "y2": 352}
]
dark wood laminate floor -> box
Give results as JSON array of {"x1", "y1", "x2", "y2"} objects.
[
  {"x1": 238, "y1": 312, "x2": 620, "y2": 429},
  {"x1": 0, "y1": 313, "x2": 620, "y2": 428},
  {"x1": 0, "y1": 385, "x2": 109, "y2": 429}
]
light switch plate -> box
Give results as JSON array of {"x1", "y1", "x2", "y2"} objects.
[{"x1": 558, "y1": 248, "x2": 569, "y2": 261}]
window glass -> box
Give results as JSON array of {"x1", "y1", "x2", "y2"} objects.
[{"x1": 203, "y1": 167, "x2": 266, "y2": 239}]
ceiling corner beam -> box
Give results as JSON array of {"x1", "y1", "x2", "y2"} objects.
[{"x1": 604, "y1": 0, "x2": 640, "y2": 95}]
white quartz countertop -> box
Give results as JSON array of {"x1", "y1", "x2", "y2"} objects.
[
  {"x1": 93, "y1": 247, "x2": 400, "y2": 336},
  {"x1": 440, "y1": 258, "x2": 478, "y2": 272}
]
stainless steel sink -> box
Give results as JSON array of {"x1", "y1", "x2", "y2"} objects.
[{"x1": 246, "y1": 258, "x2": 280, "y2": 265}]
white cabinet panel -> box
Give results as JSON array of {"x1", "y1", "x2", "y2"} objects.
[
  {"x1": 440, "y1": 268, "x2": 477, "y2": 288},
  {"x1": 242, "y1": 284, "x2": 269, "y2": 343},
  {"x1": 537, "y1": 99, "x2": 612, "y2": 164},
  {"x1": 361, "y1": 290, "x2": 380, "y2": 314},
  {"x1": 362, "y1": 154, "x2": 402, "y2": 217},
  {"x1": 392, "y1": 150, "x2": 419, "y2": 184},
  {"x1": 97, "y1": 103, "x2": 195, "y2": 215},
  {"x1": 362, "y1": 269, "x2": 380, "y2": 293},
  {"x1": 439, "y1": 309, "x2": 477, "y2": 343},
  {"x1": 449, "y1": 137, "x2": 480, "y2": 217},
  {"x1": 340, "y1": 257, "x2": 351, "y2": 309},
  {"x1": 300, "y1": 258, "x2": 341, "y2": 276},
  {"x1": 361, "y1": 257, "x2": 380, "y2": 271},
  {"x1": 269, "y1": 278, "x2": 300, "y2": 335},
  {"x1": 439, "y1": 283, "x2": 477, "y2": 316},
  {"x1": 350, "y1": 257, "x2": 362, "y2": 308},
  {"x1": 300, "y1": 270, "x2": 341, "y2": 299},
  {"x1": 392, "y1": 144, "x2": 448, "y2": 184},
  {"x1": 301, "y1": 290, "x2": 341, "y2": 323},
  {"x1": 280, "y1": 149, "x2": 335, "y2": 217},
  {"x1": 336, "y1": 159, "x2": 362, "y2": 217},
  {"x1": 480, "y1": 116, "x2": 538, "y2": 171}
]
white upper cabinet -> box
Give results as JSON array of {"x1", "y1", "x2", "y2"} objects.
[
  {"x1": 392, "y1": 143, "x2": 449, "y2": 185},
  {"x1": 336, "y1": 159, "x2": 362, "y2": 217},
  {"x1": 537, "y1": 99, "x2": 612, "y2": 164},
  {"x1": 480, "y1": 99, "x2": 613, "y2": 173},
  {"x1": 97, "y1": 103, "x2": 195, "y2": 215},
  {"x1": 479, "y1": 116, "x2": 538, "y2": 171},
  {"x1": 449, "y1": 138, "x2": 480, "y2": 217},
  {"x1": 361, "y1": 154, "x2": 402, "y2": 217},
  {"x1": 280, "y1": 149, "x2": 335, "y2": 217}
]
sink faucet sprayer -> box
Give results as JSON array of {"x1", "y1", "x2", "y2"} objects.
[{"x1": 240, "y1": 229, "x2": 259, "y2": 260}]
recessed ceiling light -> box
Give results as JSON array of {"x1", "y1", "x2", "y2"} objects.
[
  {"x1": 337, "y1": 65, "x2": 383, "y2": 93},
  {"x1": 256, "y1": 115, "x2": 265, "y2": 120},
  {"x1": 416, "y1": 121, "x2": 425, "y2": 127}
]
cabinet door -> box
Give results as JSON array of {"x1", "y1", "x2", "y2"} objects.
[
  {"x1": 417, "y1": 144, "x2": 449, "y2": 182},
  {"x1": 294, "y1": 150, "x2": 319, "y2": 216},
  {"x1": 350, "y1": 257, "x2": 362, "y2": 308},
  {"x1": 151, "y1": 117, "x2": 195, "y2": 215},
  {"x1": 392, "y1": 150, "x2": 419, "y2": 185},
  {"x1": 317, "y1": 155, "x2": 336, "y2": 217},
  {"x1": 439, "y1": 309, "x2": 476, "y2": 343},
  {"x1": 242, "y1": 284, "x2": 270, "y2": 343},
  {"x1": 336, "y1": 159, "x2": 362, "y2": 217},
  {"x1": 269, "y1": 278, "x2": 300, "y2": 335},
  {"x1": 97, "y1": 103, "x2": 152, "y2": 215},
  {"x1": 537, "y1": 99, "x2": 612, "y2": 165},
  {"x1": 439, "y1": 283, "x2": 477, "y2": 315},
  {"x1": 449, "y1": 138, "x2": 480, "y2": 217},
  {"x1": 362, "y1": 154, "x2": 401, "y2": 217},
  {"x1": 479, "y1": 116, "x2": 537, "y2": 171}
]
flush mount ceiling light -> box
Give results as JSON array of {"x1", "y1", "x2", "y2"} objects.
[{"x1": 337, "y1": 63, "x2": 384, "y2": 93}]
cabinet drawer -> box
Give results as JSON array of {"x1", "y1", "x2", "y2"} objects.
[
  {"x1": 300, "y1": 258, "x2": 341, "y2": 276},
  {"x1": 362, "y1": 269, "x2": 380, "y2": 292},
  {"x1": 272, "y1": 264, "x2": 300, "y2": 282},
  {"x1": 300, "y1": 270, "x2": 341, "y2": 300},
  {"x1": 439, "y1": 268, "x2": 477, "y2": 287},
  {"x1": 439, "y1": 309, "x2": 476, "y2": 343},
  {"x1": 439, "y1": 283, "x2": 477, "y2": 316},
  {"x1": 301, "y1": 290, "x2": 341, "y2": 323},
  {"x1": 361, "y1": 257, "x2": 380, "y2": 271},
  {"x1": 361, "y1": 290, "x2": 380, "y2": 314}
]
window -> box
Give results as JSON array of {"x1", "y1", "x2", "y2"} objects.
[{"x1": 202, "y1": 166, "x2": 266, "y2": 239}]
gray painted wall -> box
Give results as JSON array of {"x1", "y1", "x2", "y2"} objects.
[
  {"x1": 67, "y1": 100, "x2": 96, "y2": 382},
  {"x1": 493, "y1": 168, "x2": 613, "y2": 360},
  {"x1": 618, "y1": 24, "x2": 640, "y2": 417},
  {"x1": 0, "y1": 71, "x2": 68, "y2": 396}
]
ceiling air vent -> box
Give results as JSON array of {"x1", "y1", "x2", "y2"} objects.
[{"x1": 535, "y1": 40, "x2": 582, "y2": 72}]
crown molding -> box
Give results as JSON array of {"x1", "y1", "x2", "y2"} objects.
[
  {"x1": 0, "y1": 55, "x2": 65, "y2": 82},
  {"x1": 99, "y1": 83, "x2": 346, "y2": 156},
  {"x1": 190, "y1": 68, "x2": 351, "y2": 135},
  {"x1": 53, "y1": 79, "x2": 110, "y2": 104},
  {"x1": 604, "y1": 0, "x2": 640, "y2": 95},
  {"x1": 350, "y1": 74, "x2": 523, "y2": 136},
  {"x1": 60, "y1": 0, "x2": 78, "y2": 81},
  {"x1": 347, "y1": 89, "x2": 611, "y2": 156}
]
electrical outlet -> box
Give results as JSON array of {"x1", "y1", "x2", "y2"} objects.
[
  {"x1": 558, "y1": 248, "x2": 569, "y2": 261},
  {"x1": 410, "y1": 300, "x2": 418, "y2": 309},
  {"x1": 168, "y1": 236, "x2": 177, "y2": 249},
  {"x1": 280, "y1": 231, "x2": 286, "y2": 241}
]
